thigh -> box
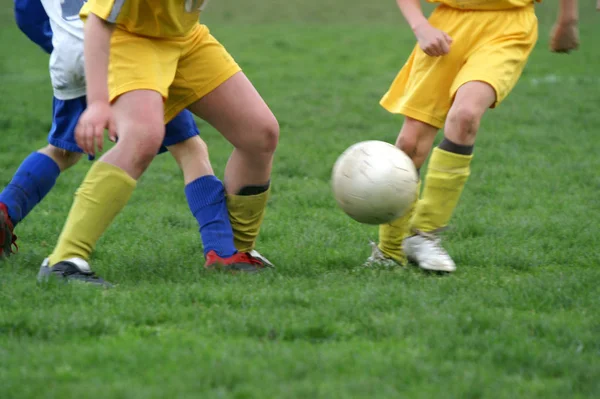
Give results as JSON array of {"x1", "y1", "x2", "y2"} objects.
[
  {"x1": 186, "y1": 72, "x2": 277, "y2": 150},
  {"x1": 164, "y1": 25, "x2": 241, "y2": 123},
  {"x1": 451, "y1": 81, "x2": 497, "y2": 118},
  {"x1": 108, "y1": 28, "x2": 180, "y2": 104}
]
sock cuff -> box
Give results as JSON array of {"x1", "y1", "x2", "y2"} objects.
[
  {"x1": 438, "y1": 137, "x2": 474, "y2": 156},
  {"x1": 185, "y1": 175, "x2": 225, "y2": 209},
  {"x1": 30, "y1": 152, "x2": 61, "y2": 175},
  {"x1": 78, "y1": 162, "x2": 137, "y2": 205},
  {"x1": 431, "y1": 147, "x2": 473, "y2": 165},
  {"x1": 428, "y1": 148, "x2": 472, "y2": 176},
  {"x1": 91, "y1": 161, "x2": 137, "y2": 188},
  {"x1": 226, "y1": 188, "x2": 270, "y2": 210},
  {"x1": 237, "y1": 181, "x2": 271, "y2": 196}
]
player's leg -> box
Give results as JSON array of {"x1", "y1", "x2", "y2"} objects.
[
  {"x1": 162, "y1": 111, "x2": 230, "y2": 259},
  {"x1": 187, "y1": 72, "x2": 278, "y2": 257},
  {"x1": 0, "y1": 97, "x2": 85, "y2": 257},
  {"x1": 404, "y1": 82, "x2": 495, "y2": 272},
  {"x1": 366, "y1": 117, "x2": 438, "y2": 267},
  {"x1": 367, "y1": 6, "x2": 468, "y2": 268},
  {"x1": 166, "y1": 26, "x2": 277, "y2": 262},
  {"x1": 407, "y1": 7, "x2": 538, "y2": 272},
  {"x1": 40, "y1": 27, "x2": 179, "y2": 285},
  {"x1": 168, "y1": 136, "x2": 236, "y2": 259},
  {"x1": 411, "y1": 81, "x2": 495, "y2": 232},
  {"x1": 164, "y1": 111, "x2": 264, "y2": 272},
  {"x1": 44, "y1": 90, "x2": 165, "y2": 285}
]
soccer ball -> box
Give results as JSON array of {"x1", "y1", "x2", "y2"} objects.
[{"x1": 331, "y1": 140, "x2": 418, "y2": 225}]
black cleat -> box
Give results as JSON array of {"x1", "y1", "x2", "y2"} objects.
[{"x1": 37, "y1": 257, "x2": 113, "y2": 287}]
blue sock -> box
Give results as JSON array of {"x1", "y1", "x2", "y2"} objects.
[
  {"x1": 0, "y1": 152, "x2": 61, "y2": 226},
  {"x1": 185, "y1": 175, "x2": 237, "y2": 258}
]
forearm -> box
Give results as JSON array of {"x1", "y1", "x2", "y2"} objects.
[
  {"x1": 396, "y1": 0, "x2": 428, "y2": 31},
  {"x1": 557, "y1": 0, "x2": 578, "y2": 24},
  {"x1": 84, "y1": 13, "x2": 114, "y2": 104}
]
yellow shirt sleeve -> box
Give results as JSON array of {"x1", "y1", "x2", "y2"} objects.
[{"x1": 80, "y1": 0, "x2": 121, "y2": 23}]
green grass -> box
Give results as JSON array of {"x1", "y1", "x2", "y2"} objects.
[{"x1": 1, "y1": 1, "x2": 600, "y2": 398}]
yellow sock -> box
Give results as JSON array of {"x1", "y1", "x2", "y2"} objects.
[
  {"x1": 378, "y1": 181, "x2": 420, "y2": 265},
  {"x1": 48, "y1": 162, "x2": 136, "y2": 265},
  {"x1": 411, "y1": 147, "x2": 472, "y2": 233},
  {"x1": 226, "y1": 188, "x2": 270, "y2": 252}
]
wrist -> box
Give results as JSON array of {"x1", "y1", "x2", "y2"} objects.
[
  {"x1": 87, "y1": 97, "x2": 110, "y2": 107},
  {"x1": 557, "y1": 15, "x2": 578, "y2": 25},
  {"x1": 410, "y1": 17, "x2": 429, "y2": 33}
]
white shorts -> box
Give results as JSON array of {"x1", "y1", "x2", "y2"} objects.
[{"x1": 48, "y1": 34, "x2": 86, "y2": 100}]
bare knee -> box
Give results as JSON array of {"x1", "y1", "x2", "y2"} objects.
[
  {"x1": 398, "y1": 132, "x2": 418, "y2": 168},
  {"x1": 39, "y1": 145, "x2": 82, "y2": 171},
  {"x1": 396, "y1": 117, "x2": 438, "y2": 168},
  {"x1": 118, "y1": 121, "x2": 165, "y2": 170},
  {"x1": 446, "y1": 104, "x2": 482, "y2": 144},
  {"x1": 243, "y1": 115, "x2": 279, "y2": 155},
  {"x1": 257, "y1": 116, "x2": 279, "y2": 154}
]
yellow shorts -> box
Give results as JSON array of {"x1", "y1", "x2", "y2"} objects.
[
  {"x1": 108, "y1": 24, "x2": 241, "y2": 123},
  {"x1": 380, "y1": 5, "x2": 538, "y2": 129}
]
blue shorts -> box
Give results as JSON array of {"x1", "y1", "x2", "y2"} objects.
[{"x1": 48, "y1": 96, "x2": 200, "y2": 156}]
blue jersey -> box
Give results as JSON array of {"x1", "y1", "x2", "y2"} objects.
[{"x1": 14, "y1": 0, "x2": 54, "y2": 54}]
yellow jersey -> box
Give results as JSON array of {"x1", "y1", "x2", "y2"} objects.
[
  {"x1": 428, "y1": 0, "x2": 540, "y2": 10},
  {"x1": 80, "y1": 0, "x2": 210, "y2": 38}
]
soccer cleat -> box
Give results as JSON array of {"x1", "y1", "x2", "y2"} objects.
[
  {"x1": 37, "y1": 257, "x2": 113, "y2": 287},
  {"x1": 403, "y1": 231, "x2": 456, "y2": 273},
  {"x1": 204, "y1": 250, "x2": 268, "y2": 273},
  {"x1": 363, "y1": 241, "x2": 401, "y2": 268},
  {"x1": 0, "y1": 203, "x2": 17, "y2": 258}
]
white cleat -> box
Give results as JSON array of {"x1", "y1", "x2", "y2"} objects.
[
  {"x1": 363, "y1": 241, "x2": 400, "y2": 268},
  {"x1": 403, "y1": 231, "x2": 456, "y2": 273}
]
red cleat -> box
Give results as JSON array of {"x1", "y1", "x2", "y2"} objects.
[
  {"x1": 0, "y1": 203, "x2": 17, "y2": 258},
  {"x1": 204, "y1": 250, "x2": 267, "y2": 273}
]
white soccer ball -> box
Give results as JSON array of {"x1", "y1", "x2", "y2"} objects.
[{"x1": 331, "y1": 140, "x2": 418, "y2": 225}]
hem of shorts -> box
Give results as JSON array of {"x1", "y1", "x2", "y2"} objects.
[
  {"x1": 451, "y1": 77, "x2": 501, "y2": 109},
  {"x1": 164, "y1": 65, "x2": 241, "y2": 123},
  {"x1": 53, "y1": 88, "x2": 87, "y2": 101},
  {"x1": 160, "y1": 129, "x2": 200, "y2": 149},
  {"x1": 381, "y1": 102, "x2": 445, "y2": 129},
  {"x1": 47, "y1": 138, "x2": 83, "y2": 153},
  {"x1": 109, "y1": 83, "x2": 169, "y2": 103}
]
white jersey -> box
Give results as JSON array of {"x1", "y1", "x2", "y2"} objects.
[{"x1": 41, "y1": 0, "x2": 86, "y2": 100}]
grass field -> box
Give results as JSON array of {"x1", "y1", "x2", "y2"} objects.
[{"x1": 1, "y1": 1, "x2": 600, "y2": 398}]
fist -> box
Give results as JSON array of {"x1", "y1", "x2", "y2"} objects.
[
  {"x1": 550, "y1": 22, "x2": 579, "y2": 53},
  {"x1": 75, "y1": 101, "x2": 117, "y2": 156},
  {"x1": 414, "y1": 22, "x2": 453, "y2": 57}
]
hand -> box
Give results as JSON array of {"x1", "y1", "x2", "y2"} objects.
[
  {"x1": 550, "y1": 21, "x2": 579, "y2": 53},
  {"x1": 414, "y1": 22, "x2": 453, "y2": 57},
  {"x1": 75, "y1": 101, "x2": 117, "y2": 156}
]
